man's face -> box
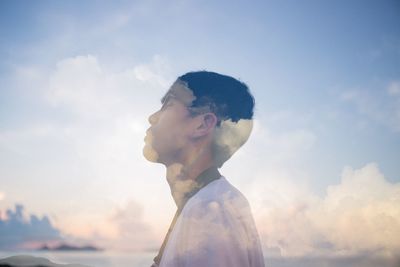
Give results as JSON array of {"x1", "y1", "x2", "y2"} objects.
[{"x1": 143, "y1": 82, "x2": 197, "y2": 165}]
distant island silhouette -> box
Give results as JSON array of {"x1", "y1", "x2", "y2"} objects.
[
  {"x1": 0, "y1": 243, "x2": 102, "y2": 267},
  {"x1": 38, "y1": 243, "x2": 102, "y2": 252},
  {"x1": 0, "y1": 255, "x2": 91, "y2": 267}
]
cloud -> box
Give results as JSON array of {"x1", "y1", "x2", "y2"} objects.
[
  {"x1": 5, "y1": 52, "x2": 398, "y2": 260},
  {"x1": 93, "y1": 200, "x2": 157, "y2": 251},
  {"x1": 388, "y1": 81, "x2": 400, "y2": 96},
  {"x1": 0, "y1": 204, "x2": 62, "y2": 250},
  {"x1": 46, "y1": 55, "x2": 114, "y2": 116},
  {"x1": 254, "y1": 163, "x2": 400, "y2": 258},
  {"x1": 46, "y1": 54, "x2": 172, "y2": 119},
  {"x1": 340, "y1": 81, "x2": 400, "y2": 132},
  {"x1": 1, "y1": 54, "x2": 175, "y2": 246},
  {"x1": 214, "y1": 119, "x2": 254, "y2": 167},
  {"x1": 235, "y1": 118, "x2": 316, "y2": 165},
  {"x1": 0, "y1": 201, "x2": 157, "y2": 252},
  {"x1": 41, "y1": 54, "x2": 174, "y2": 179},
  {"x1": 315, "y1": 163, "x2": 400, "y2": 255}
]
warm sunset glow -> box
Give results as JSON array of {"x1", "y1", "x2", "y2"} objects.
[{"x1": 0, "y1": 1, "x2": 399, "y2": 267}]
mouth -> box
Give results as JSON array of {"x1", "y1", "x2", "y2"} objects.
[{"x1": 144, "y1": 128, "x2": 151, "y2": 142}]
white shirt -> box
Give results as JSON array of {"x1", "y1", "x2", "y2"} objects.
[{"x1": 160, "y1": 177, "x2": 265, "y2": 267}]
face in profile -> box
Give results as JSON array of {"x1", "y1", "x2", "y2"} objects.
[
  {"x1": 144, "y1": 73, "x2": 254, "y2": 168},
  {"x1": 143, "y1": 81, "x2": 197, "y2": 165}
]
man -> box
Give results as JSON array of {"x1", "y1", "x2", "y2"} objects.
[{"x1": 143, "y1": 71, "x2": 265, "y2": 267}]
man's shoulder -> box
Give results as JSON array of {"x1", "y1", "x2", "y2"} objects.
[{"x1": 183, "y1": 177, "x2": 251, "y2": 216}]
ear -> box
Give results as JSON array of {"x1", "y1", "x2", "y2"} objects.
[{"x1": 192, "y1": 113, "x2": 218, "y2": 138}]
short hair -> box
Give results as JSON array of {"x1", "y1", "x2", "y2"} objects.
[
  {"x1": 178, "y1": 71, "x2": 255, "y2": 124},
  {"x1": 177, "y1": 71, "x2": 255, "y2": 167}
]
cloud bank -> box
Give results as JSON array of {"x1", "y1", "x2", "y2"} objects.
[
  {"x1": 105, "y1": 200, "x2": 158, "y2": 251},
  {"x1": 255, "y1": 163, "x2": 400, "y2": 258},
  {"x1": 2, "y1": 54, "x2": 399, "y2": 263},
  {"x1": 0, "y1": 204, "x2": 62, "y2": 250}
]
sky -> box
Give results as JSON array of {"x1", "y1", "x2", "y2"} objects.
[{"x1": 0, "y1": 0, "x2": 400, "y2": 262}]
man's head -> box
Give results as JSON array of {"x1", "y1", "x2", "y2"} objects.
[{"x1": 143, "y1": 71, "x2": 254, "y2": 167}]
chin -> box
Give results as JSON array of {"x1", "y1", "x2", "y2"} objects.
[{"x1": 142, "y1": 145, "x2": 160, "y2": 163}]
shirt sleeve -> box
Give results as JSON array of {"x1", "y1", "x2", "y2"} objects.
[{"x1": 173, "y1": 199, "x2": 264, "y2": 267}]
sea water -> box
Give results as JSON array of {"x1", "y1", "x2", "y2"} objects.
[
  {"x1": 0, "y1": 250, "x2": 154, "y2": 267},
  {"x1": 0, "y1": 250, "x2": 399, "y2": 267}
]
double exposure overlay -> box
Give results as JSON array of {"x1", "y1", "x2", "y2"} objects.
[{"x1": 0, "y1": 1, "x2": 399, "y2": 267}]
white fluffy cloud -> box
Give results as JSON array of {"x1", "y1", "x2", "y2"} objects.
[
  {"x1": 0, "y1": 54, "x2": 175, "y2": 249},
  {"x1": 46, "y1": 54, "x2": 172, "y2": 119},
  {"x1": 254, "y1": 163, "x2": 400, "y2": 258},
  {"x1": 106, "y1": 200, "x2": 158, "y2": 251},
  {"x1": 67, "y1": 199, "x2": 159, "y2": 252}
]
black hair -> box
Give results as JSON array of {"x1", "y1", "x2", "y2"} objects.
[{"x1": 178, "y1": 71, "x2": 255, "y2": 123}]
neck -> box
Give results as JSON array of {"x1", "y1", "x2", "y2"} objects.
[{"x1": 165, "y1": 147, "x2": 215, "y2": 208}]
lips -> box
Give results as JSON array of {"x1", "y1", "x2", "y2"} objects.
[{"x1": 144, "y1": 128, "x2": 152, "y2": 142}]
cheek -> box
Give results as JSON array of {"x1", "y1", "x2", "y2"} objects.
[
  {"x1": 154, "y1": 125, "x2": 182, "y2": 145},
  {"x1": 153, "y1": 123, "x2": 188, "y2": 152},
  {"x1": 152, "y1": 108, "x2": 191, "y2": 146},
  {"x1": 151, "y1": 121, "x2": 175, "y2": 149},
  {"x1": 156, "y1": 112, "x2": 184, "y2": 134}
]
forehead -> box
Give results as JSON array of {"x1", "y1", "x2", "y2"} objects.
[{"x1": 161, "y1": 80, "x2": 196, "y2": 106}]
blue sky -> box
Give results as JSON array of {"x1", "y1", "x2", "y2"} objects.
[{"x1": 0, "y1": 0, "x2": 399, "y2": 258}]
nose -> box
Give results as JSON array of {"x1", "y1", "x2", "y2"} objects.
[{"x1": 148, "y1": 110, "x2": 160, "y2": 125}]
